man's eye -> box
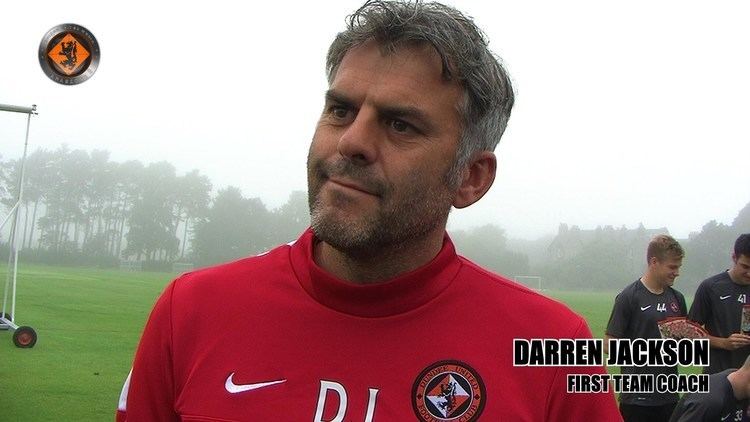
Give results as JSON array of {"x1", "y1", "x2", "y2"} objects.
[
  {"x1": 388, "y1": 119, "x2": 411, "y2": 133},
  {"x1": 330, "y1": 106, "x2": 350, "y2": 119}
]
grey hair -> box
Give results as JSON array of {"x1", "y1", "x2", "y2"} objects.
[{"x1": 326, "y1": 0, "x2": 515, "y2": 187}]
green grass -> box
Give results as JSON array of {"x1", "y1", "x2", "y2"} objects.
[
  {"x1": 0, "y1": 267, "x2": 701, "y2": 420},
  {"x1": 0, "y1": 264, "x2": 173, "y2": 421},
  {"x1": 551, "y1": 290, "x2": 619, "y2": 339}
]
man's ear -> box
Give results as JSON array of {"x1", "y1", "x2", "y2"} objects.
[{"x1": 452, "y1": 151, "x2": 496, "y2": 209}]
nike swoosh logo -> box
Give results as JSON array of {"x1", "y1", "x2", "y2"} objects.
[
  {"x1": 640, "y1": 305, "x2": 651, "y2": 311},
  {"x1": 720, "y1": 295, "x2": 732, "y2": 300},
  {"x1": 225, "y1": 373, "x2": 286, "y2": 394},
  {"x1": 721, "y1": 413, "x2": 731, "y2": 421}
]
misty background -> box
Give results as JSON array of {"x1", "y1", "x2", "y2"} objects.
[
  {"x1": 1, "y1": 1, "x2": 749, "y2": 293},
  {"x1": 1, "y1": 146, "x2": 747, "y2": 293}
]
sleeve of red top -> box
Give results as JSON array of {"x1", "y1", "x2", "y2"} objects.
[
  {"x1": 118, "y1": 279, "x2": 180, "y2": 421},
  {"x1": 545, "y1": 318, "x2": 623, "y2": 421}
]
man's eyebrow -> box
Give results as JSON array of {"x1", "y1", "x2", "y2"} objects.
[
  {"x1": 377, "y1": 104, "x2": 434, "y2": 132},
  {"x1": 325, "y1": 90, "x2": 356, "y2": 107}
]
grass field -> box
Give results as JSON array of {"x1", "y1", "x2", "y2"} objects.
[
  {"x1": 0, "y1": 265, "x2": 698, "y2": 420},
  {"x1": 0, "y1": 264, "x2": 173, "y2": 421}
]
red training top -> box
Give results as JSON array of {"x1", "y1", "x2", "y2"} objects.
[{"x1": 117, "y1": 228, "x2": 620, "y2": 421}]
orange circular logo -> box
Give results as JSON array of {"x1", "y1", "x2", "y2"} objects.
[
  {"x1": 39, "y1": 24, "x2": 100, "y2": 85},
  {"x1": 412, "y1": 360, "x2": 486, "y2": 422}
]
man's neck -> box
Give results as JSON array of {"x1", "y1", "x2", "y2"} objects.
[
  {"x1": 314, "y1": 229, "x2": 445, "y2": 284},
  {"x1": 640, "y1": 274, "x2": 665, "y2": 294}
]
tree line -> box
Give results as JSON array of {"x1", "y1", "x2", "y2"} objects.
[
  {"x1": 0, "y1": 147, "x2": 310, "y2": 268},
  {"x1": 1, "y1": 146, "x2": 747, "y2": 292}
]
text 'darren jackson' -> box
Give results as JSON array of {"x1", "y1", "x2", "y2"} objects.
[{"x1": 513, "y1": 338, "x2": 708, "y2": 367}]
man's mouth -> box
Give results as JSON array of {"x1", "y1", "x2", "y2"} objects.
[
  {"x1": 316, "y1": 159, "x2": 385, "y2": 198},
  {"x1": 328, "y1": 177, "x2": 379, "y2": 197}
]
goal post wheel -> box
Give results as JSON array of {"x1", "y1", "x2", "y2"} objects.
[{"x1": 13, "y1": 326, "x2": 37, "y2": 348}]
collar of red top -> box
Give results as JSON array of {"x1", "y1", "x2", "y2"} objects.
[{"x1": 290, "y1": 228, "x2": 461, "y2": 318}]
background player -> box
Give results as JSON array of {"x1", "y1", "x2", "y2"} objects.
[
  {"x1": 689, "y1": 233, "x2": 750, "y2": 374},
  {"x1": 669, "y1": 354, "x2": 750, "y2": 422},
  {"x1": 605, "y1": 234, "x2": 688, "y2": 421}
]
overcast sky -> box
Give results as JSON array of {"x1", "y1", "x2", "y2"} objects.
[{"x1": 1, "y1": 0, "x2": 747, "y2": 240}]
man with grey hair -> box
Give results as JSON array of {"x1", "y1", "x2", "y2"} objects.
[{"x1": 117, "y1": 1, "x2": 620, "y2": 420}]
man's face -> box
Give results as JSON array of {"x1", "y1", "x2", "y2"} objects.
[
  {"x1": 651, "y1": 255, "x2": 682, "y2": 287},
  {"x1": 307, "y1": 41, "x2": 463, "y2": 253},
  {"x1": 731, "y1": 254, "x2": 750, "y2": 285}
]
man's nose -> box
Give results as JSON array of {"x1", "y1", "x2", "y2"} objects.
[{"x1": 337, "y1": 109, "x2": 379, "y2": 166}]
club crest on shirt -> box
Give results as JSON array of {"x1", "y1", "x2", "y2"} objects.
[
  {"x1": 411, "y1": 360, "x2": 485, "y2": 422},
  {"x1": 670, "y1": 302, "x2": 680, "y2": 313}
]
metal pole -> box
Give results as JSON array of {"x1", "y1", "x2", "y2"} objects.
[
  {"x1": 10, "y1": 112, "x2": 33, "y2": 322},
  {"x1": 0, "y1": 202, "x2": 19, "y2": 232},
  {"x1": 2, "y1": 210, "x2": 16, "y2": 320},
  {"x1": 1, "y1": 200, "x2": 18, "y2": 318},
  {"x1": 0, "y1": 104, "x2": 35, "y2": 114}
]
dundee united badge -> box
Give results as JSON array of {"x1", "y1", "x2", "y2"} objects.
[
  {"x1": 39, "y1": 23, "x2": 100, "y2": 85},
  {"x1": 412, "y1": 360, "x2": 486, "y2": 421}
]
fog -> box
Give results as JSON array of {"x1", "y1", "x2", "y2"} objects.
[{"x1": 1, "y1": 0, "x2": 748, "y2": 242}]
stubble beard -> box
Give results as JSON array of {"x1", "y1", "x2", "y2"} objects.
[{"x1": 308, "y1": 157, "x2": 454, "y2": 257}]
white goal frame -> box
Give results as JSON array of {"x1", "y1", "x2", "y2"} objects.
[
  {"x1": 0, "y1": 103, "x2": 37, "y2": 347},
  {"x1": 513, "y1": 275, "x2": 543, "y2": 291}
]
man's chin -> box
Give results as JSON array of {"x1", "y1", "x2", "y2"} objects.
[
  {"x1": 311, "y1": 213, "x2": 374, "y2": 251},
  {"x1": 315, "y1": 229, "x2": 376, "y2": 256},
  {"x1": 312, "y1": 204, "x2": 372, "y2": 229}
]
